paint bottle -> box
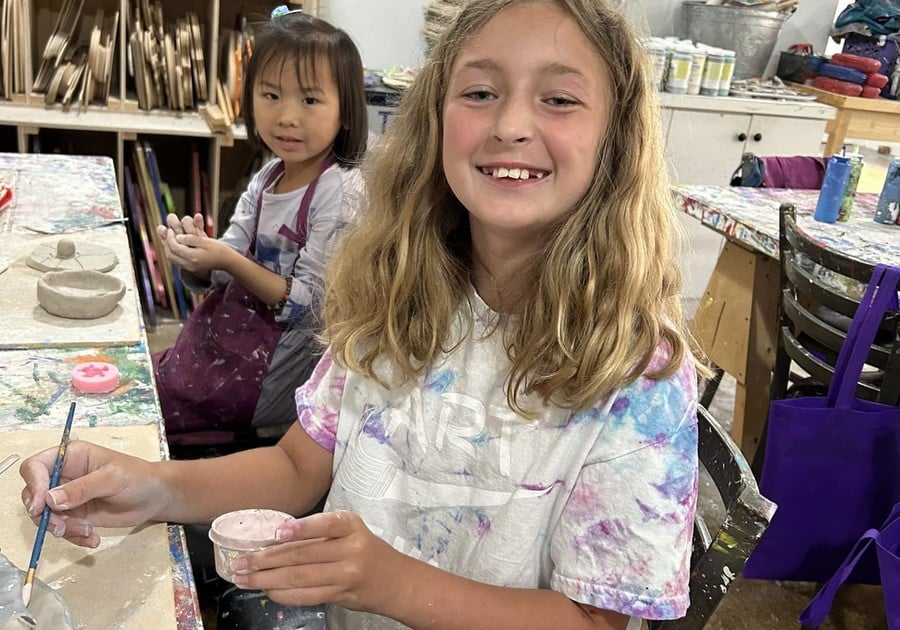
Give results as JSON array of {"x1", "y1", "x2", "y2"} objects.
[
  {"x1": 837, "y1": 151, "x2": 864, "y2": 222},
  {"x1": 813, "y1": 155, "x2": 851, "y2": 224},
  {"x1": 874, "y1": 156, "x2": 900, "y2": 224},
  {"x1": 665, "y1": 47, "x2": 692, "y2": 95},
  {"x1": 700, "y1": 49, "x2": 725, "y2": 96},
  {"x1": 686, "y1": 47, "x2": 707, "y2": 96},
  {"x1": 717, "y1": 50, "x2": 737, "y2": 96},
  {"x1": 645, "y1": 40, "x2": 669, "y2": 91}
]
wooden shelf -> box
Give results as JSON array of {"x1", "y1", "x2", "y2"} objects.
[{"x1": 0, "y1": 101, "x2": 217, "y2": 138}]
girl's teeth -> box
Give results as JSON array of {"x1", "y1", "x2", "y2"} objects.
[{"x1": 489, "y1": 167, "x2": 543, "y2": 179}]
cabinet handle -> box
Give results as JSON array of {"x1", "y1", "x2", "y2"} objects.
[
  {"x1": 753, "y1": 132, "x2": 763, "y2": 142},
  {"x1": 737, "y1": 133, "x2": 748, "y2": 142}
]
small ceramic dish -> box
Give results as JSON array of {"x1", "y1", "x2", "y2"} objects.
[
  {"x1": 37, "y1": 270, "x2": 126, "y2": 319},
  {"x1": 209, "y1": 509, "x2": 293, "y2": 583}
]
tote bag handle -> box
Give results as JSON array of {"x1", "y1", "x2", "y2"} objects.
[
  {"x1": 798, "y1": 502, "x2": 900, "y2": 627},
  {"x1": 827, "y1": 264, "x2": 900, "y2": 410}
]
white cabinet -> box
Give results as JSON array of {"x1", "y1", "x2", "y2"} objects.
[
  {"x1": 659, "y1": 94, "x2": 836, "y2": 301},
  {"x1": 661, "y1": 94, "x2": 835, "y2": 186}
]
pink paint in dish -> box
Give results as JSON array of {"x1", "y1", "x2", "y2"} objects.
[
  {"x1": 208, "y1": 509, "x2": 293, "y2": 582},
  {"x1": 71, "y1": 361, "x2": 120, "y2": 393}
]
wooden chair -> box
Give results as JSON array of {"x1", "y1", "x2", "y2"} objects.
[
  {"x1": 750, "y1": 202, "x2": 900, "y2": 478},
  {"x1": 650, "y1": 405, "x2": 777, "y2": 629}
]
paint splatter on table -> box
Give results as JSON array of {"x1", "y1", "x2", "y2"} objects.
[
  {"x1": 0, "y1": 153, "x2": 203, "y2": 630},
  {"x1": 672, "y1": 186, "x2": 900, "y2": 267},
  {"x1": 0, "y1": 153, "x2": 121, "y2": 235},
  {"x1": 0, "y1": 344, "x2": 159, "y2": 430}
]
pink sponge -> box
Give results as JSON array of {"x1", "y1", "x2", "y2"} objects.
[{"x1": 72, "y1": 361, "x2": 120, "y2": 393}]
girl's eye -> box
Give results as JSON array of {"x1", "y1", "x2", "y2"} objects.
[
  {"x1": 263, "y1": 92, "x2": 278, "y2": 100},
  {"x1": 464, "y1": 90, "x2": 495, "y2": 102},
  {"x1": 546, "y1": 95, "x2": 579, "y2": 107},
  {"x1": 302, "y1": 97, "x2": 319, "y2": 105}
]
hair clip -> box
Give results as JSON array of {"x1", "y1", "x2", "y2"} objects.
[{"x1": 271, "y1": 5, "x2": 304, "y2": 19}]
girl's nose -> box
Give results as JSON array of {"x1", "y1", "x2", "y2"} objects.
[
  {"x1": 276, "y1": 104, "x2": 301, "y2": 127},
  {"x1": 491, "y1": 96, "x2": 534, "y2": 144}
]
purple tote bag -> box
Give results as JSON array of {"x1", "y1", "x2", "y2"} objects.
[
  {"x1": 799, "y1": 502, "x2": 900, "y2": 628},
  {"x1": 743, "y1": 264, "x2": 900, "y2": 584}
]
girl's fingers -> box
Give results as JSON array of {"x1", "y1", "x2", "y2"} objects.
[{"x1": 277, "y1": 511, "x2": 358, "y2": 542}]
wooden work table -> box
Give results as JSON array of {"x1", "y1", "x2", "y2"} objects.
[
  {"x1": 673, "y1": 184, "x2": 900, "y2": 459},
  {"x1": 0, "y1": 152, "x2": 202, "y2": 629},
  {"x1": 797, "y1": 84, "x2": 900, "y2": 156}
]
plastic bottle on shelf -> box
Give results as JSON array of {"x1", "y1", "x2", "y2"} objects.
[
  {"x1": 665, "y1": 46, "x2": 693, "y2": 95},
  {"x1": 644, "y1": 40, "x2": 669, "y2": 91},
  {"x1": 700, "y1": 49, "x2": 724, "y2": 97},
  {"x1": 717, "y1": 49, "x2": 737, "y2": 96},
  {"x1": 814, "y1": 155, "x2": 852, "y2": 224},
  {"x1": 686, "y1": 47, "x2": 707, "y2": 96}
]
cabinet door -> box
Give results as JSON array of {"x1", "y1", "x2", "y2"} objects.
[
  {"x1": 746, "y1": 115, "x2": 826, "y2": 158},
  {"x1": 665, "y1": 110, "x2": 751, "y2": 185}
]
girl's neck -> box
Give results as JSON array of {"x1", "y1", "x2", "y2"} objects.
[
  {"x1": 472, "y1": 251, "x2": 529, "y2": 314},
  {"x1": 273, "y1": 151, "x2": 332, "y2": 194}
]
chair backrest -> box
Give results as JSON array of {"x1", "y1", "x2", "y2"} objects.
[
  {"x1": 772, "y1": 202, "x2": 900, "y2": 406},
  {"x1": 650, "y1": 406, "x2": 777, "y2": 630}
]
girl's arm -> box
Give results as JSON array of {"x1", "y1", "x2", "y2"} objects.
[
  {"x1": 156, "y1": 423, "x2": 333, "y2": 523},
  {"x1": 19, "y1": 423, "x2": 333, "y2": 547}
]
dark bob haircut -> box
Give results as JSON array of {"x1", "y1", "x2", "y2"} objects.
[{"x1": 241, "y1": 11, "x2": 368, "y2": 167}]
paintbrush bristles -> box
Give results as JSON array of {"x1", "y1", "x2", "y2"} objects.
[
  {"x1": 21, "y1": 401, "x2": 76, "y2": 608},
  {"x1": 20, "y1": 572, "x2": 34, "y2": 608}
]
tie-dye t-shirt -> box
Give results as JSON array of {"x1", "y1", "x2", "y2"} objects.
[{"x1": 296, "y1": 289, "x2": 699, "y2": 628}]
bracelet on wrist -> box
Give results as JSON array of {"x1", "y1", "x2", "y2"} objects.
[{"x1": 269, "y1": 276, "x2": 293, "y2": 312}]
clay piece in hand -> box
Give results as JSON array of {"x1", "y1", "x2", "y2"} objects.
[
  {"x1": 27, "y1": 238, "x2": 118, "y2": 273},
  {"x1": 37, "y1": 269, "x2": 126, "y2": 319}
]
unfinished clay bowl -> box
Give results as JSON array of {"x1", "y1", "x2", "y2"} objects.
[{"x1": 37, "y1": 270, "x2": 126, "y2": 319}]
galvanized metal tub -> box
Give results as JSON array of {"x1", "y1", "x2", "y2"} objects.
[{"x1": 681, "y1": 1, "x2": 790, "y2": 80}]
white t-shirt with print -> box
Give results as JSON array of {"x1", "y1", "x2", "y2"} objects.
[{"x1": 296, "y1": 288, "x2": 698, "y2": 628}]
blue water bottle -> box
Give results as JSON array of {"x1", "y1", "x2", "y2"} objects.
[
  {"x1": 875, "y1": 156, "x2": 900, "y2": 225},
  {"x1": 814, "y1": 155, "x2": 851, "y2": 224}
]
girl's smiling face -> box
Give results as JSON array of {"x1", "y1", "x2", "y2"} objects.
[
  {"x1": 442, "y1": 1, "x2": 611, "y2": 255},
  {"x1": 253, "y1": 55, "x2": 342, "y2": 190}
]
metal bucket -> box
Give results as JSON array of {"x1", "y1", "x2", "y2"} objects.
[{"x1": 681, "y1": 1, "x2": 789, "y2": 80}]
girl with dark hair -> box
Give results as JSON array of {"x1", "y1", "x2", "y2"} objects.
[{"x1": 152, "y1": 6, "x2": 368, "y2": 446}]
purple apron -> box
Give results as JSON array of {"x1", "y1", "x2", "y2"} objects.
[{"x1": 154, "y1": 156, "x2": 332, "y2": 443}]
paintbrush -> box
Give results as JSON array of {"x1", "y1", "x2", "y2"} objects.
[{"x1": 22, "y1": 401, "x2": 76, "y2": 607}]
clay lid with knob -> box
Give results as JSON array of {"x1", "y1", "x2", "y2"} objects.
[{"x1": 26, "y1": 238, "x2": 118, "y2": 273}]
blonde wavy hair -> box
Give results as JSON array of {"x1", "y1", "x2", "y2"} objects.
[{"x1": 325, "y1": 0, "x2": 705, "y2": 414}]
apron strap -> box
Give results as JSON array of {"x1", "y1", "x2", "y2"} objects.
[{"x1": 247, "y1": 153, "x2": 335, "y2": 255}]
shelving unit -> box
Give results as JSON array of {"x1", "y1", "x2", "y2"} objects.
[{"x1": 0, "y1": 0, "x2": 319, "y2": 225}]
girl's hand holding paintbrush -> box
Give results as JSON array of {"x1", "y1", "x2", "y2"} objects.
[{"x1": 20, "y1": 441, "x2": 168, "y2": 549}]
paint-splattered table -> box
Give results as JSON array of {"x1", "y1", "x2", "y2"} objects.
[
  {"x1": 0, "y1": 152, "x2": 202, "y2": 629},
  {"x1": 672, "y1": 185, "x2": 900, "y2": 458}
]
